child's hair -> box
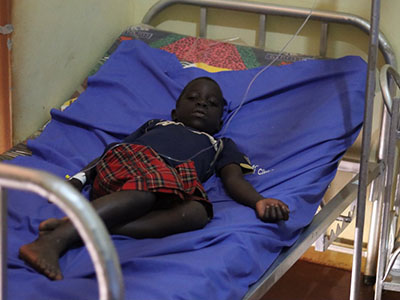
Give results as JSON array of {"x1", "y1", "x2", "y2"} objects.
[{"x1": 177, "y1": 77, "x2": 228, "y2": 108}]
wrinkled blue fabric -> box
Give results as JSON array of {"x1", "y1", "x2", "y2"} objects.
[{"x1": 7, "y1": 40, "x2": 366, "y2": 300}]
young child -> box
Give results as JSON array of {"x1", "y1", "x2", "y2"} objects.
[{"x1": 19, "y1": 77, "x2": 289, "y2": 281}]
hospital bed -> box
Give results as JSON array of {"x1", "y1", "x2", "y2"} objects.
[{"x1": 0, "y1": 1, "x2": 398, "y2": 300}]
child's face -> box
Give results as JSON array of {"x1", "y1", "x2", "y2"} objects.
[{"x1": 172, "y1": 78, "x2": 224, "y2": 134}]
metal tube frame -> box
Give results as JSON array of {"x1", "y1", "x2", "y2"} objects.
[
  {"x1": 364, "y1": 108, "x2": 391, "y2": 283},
  {"x1": 258, "y1": 14, "x2": 266, "y2": 49},
  {"x1": 374, "y1": 64, "x2": 400, "y2": 299},
  {"x1": 319, "y1": 22, "x2": 329, "y2": 57},
  {"x1": 364, "y1": 175, "x2": 384, "y2": 285},
  {"x1": 380, "y1": 65, "x2": 400, "y2": 114},
  {"x1": 350, "y1": 1, "x2": 381, "y2": 299},
  {"x1": 199, "y1": 7, "x2": 207, "y2": 38},
  {"x1": 375, "y1": 97, "x2": 399, "y2": 299},
  {"x1": 0, "y1": 163, "x2": 124, "y2": 300}
]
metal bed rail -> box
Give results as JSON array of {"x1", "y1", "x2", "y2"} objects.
[
  {"x1": 374, "y1": 64, "x2": 400, "y2": 299},
  {"x1": 243, "y1": 161, "x2": 382, "y2": 300},
  {"x1": 0, "y1": 163, "x2": 124, "y2": 300},
  {"x1": 142, "y1": 0, "x2": 396, "y2": 67}
]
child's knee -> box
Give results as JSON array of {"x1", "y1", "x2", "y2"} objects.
[{"x1": 179, "y1": 201, "x2": 209, "y2": 229}]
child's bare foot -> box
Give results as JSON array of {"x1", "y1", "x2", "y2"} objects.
[
  {"x1": 19, "y1": 237, "x2": 63, "y2": 280},
  {"x1": 39, "y1": 217, "x2": 68, "y2": 236}
]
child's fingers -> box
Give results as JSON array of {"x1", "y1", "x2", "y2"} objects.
[
  {"x1": 262, "y1": 206, "x2": 271, "y2": 220},
  {"x1": 256, "y1": 199, "x2": 290, "y2": 222},
  {"x1": 263, "y1": 206, "x2": 278, "y2": 222},
  {"x1": 275, "y1": 205, "x2": 284, "y2": 220},
  {"x1": 281, "y1": 206, "x2": 289, "y2": 220},
  {"x1": 277, "y1": 201, "x2": 289, "y2": 212},
  {"x1": 262, "y1": 205, "x2": 273, "y2": 221},
  {"x1": 270, "y1": 206, "x2": 277, "y2": 220},
  {"x1": 261, "y1": 205, "x2": 289, "y2": 222}
]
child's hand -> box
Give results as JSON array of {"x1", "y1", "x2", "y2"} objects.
[
  {"x1": 255, "y1": 198, "x2": 290, "y2": 222},
  {"x1": 67, "y1": 178, "x2": 84, "y2": 192}
]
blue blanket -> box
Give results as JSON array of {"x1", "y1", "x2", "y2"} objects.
[{"x1": 7, "y1": 40, "x2": 366, "y2": 300}]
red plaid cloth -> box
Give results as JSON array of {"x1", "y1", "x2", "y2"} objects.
[{"x1": 92, "y1": 144, "x2": 212, "y2": 216}]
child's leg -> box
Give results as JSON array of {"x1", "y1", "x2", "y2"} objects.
[
  {"x1": 39, "y1": 200, "x2": 209, "y2": 239},
  {"x1": 19, "y1": 190, "x2": 156, "y2": 280},
  {"x1": 111, "y1": 200, "x2": 209, "y2": 238}
]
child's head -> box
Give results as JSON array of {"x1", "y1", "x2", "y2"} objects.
[{"x1": 171, "y1": 77, "x2": 226, "y2": 135}]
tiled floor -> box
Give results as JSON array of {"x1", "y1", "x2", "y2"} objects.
[{"x1": 262, "y1": 260, "x2": 399, "y2": 300}]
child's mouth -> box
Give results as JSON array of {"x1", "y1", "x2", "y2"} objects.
[{"x1": 192, "y1": 110, "x2": 206, "y2": 118}]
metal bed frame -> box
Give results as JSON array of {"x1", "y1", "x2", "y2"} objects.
[
  {"x1": 374, "y1": 64, "x2": 400, "y2": 299},
  {"x1": 0, "y1": 1, "x2": 397, "y2": 300}
]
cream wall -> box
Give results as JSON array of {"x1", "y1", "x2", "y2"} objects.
[{"x1": 11, "y1": 0, "x2": 135, "y2": 144}]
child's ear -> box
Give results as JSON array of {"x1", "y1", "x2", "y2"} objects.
[{"x1": 171, "y1": 109, "x2": 177, "y2": 121}]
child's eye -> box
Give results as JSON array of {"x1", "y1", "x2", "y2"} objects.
[
  {"x1": 208, "y1": 98, "x2": 219, "y2": 107},
  {"x1": 187, "y1": 94, "x2": 199, "y2": 101}
]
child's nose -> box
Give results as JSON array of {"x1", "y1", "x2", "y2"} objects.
[{"x1": 196, "y1": 98, "x2": 208, "y2": 107}]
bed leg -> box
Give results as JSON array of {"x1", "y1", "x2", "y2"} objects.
[{"x1": 350, "y1": 0, "x2": 382, "y2": 299}]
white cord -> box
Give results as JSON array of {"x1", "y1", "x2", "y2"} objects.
[{"x1": 220, "y1": 0, "x2": 319, "y2": 135}]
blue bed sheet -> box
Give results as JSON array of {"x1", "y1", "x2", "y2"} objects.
[{"x1": 6, "y1": 40, "x2": 366, "y2": 300}]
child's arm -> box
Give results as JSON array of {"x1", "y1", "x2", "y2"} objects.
[
  {"x1": 67, "y1": 157, "x2": 100, "y2": 192},
  {"x1": 220, "y1": 163, "x2": 289, "y2": 222}
]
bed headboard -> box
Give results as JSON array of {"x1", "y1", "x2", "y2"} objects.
[{"x1": 142, "y1": 0, "x2": 396, "y2": 67}]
